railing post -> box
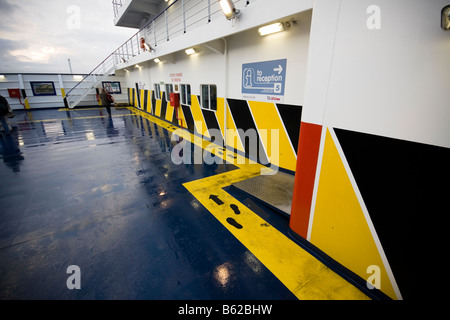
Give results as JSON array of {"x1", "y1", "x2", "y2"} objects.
[
  {"x1": 183, "y1": 0, "x2": 186, "y2": 33},
  {"x1": 165, "y1": 10, "x2": 169, "y2": 41},
  {"x1": 136, "y1": 34, "x2": 140, "y2": 54},
  {"x1": 153, "y1": 20, "x2": 157, "y2": 47},
  {"x1": 130, "y1": 37, "x2": 134, "y2": 57},
  {"x1": 208, "y1": 0, "x2": 211, "y2": 23}
]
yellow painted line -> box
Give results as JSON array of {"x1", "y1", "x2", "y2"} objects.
[
  {"x1": 57, "y1": 107, "x2": 129, "y2": 112},
  {"x1": 16, "y1": 113, "x2": 134, "y2": 124},
  {"x1": 127, "y1": 107, "x2": 370, "y2": 300}
]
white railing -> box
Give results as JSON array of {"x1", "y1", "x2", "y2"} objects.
[
  {"x1": 112, "y1": 0, "x2": 125, "y2": 18},
  {"x1": 64, "y1": 52, "x2": 118, "y2": 108},
  {"x1": 66, "y1": 0, "x2": 241, "y2": 108},
  {"x1": 113, "y1": 0, "x2": 232, "y2": 62}
]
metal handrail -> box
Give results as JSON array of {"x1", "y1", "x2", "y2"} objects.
[{"x1": 66, "y1": 0, "x2": 237, "y2": 107}]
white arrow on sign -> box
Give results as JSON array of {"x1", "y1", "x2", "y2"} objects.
[{"x1": 273, "y1": 65, "x2": 283, "y2": 74}]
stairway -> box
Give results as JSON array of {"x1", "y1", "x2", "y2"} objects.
[{"x1": 64, "y1": 53, "x2": 118, "y2": 109}]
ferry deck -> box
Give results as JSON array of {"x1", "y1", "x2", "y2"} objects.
[
  {"x1": 1, "y1": 0, "x2": 449, "y2": 302},
  {"x1": 0, "y1": 107, "x2": 375, "y2": 300}
]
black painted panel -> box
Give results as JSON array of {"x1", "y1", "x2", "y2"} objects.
[
  {"x1": 335, "y1": 128, "x2": 450, "y2": 300},
  {"x1": 276, "y1": 103, "x2": 302, "y2": 155}
]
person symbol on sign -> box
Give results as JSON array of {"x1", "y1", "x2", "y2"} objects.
[{"x1": 244, "y1": 69, "x2": 253, "y2": 88}]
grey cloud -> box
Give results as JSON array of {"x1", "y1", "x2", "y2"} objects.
[{"x1": 0, "y1": 0, "x2": 20, "y2": 13}]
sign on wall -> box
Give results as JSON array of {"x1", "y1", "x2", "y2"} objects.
[
  {"x1": 241, "y1": 58, "x2": 287, "y2": 102},
  {"x1": 30, "y1": 81, "x2": 56, "y2": 96}
]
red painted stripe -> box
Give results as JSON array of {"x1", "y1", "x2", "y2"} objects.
[{"x1": 289, "y1": 122, "x2": 323, "y2": 239}]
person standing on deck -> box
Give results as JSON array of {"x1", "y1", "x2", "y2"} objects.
[
  {"x1": 0, "y1": 95, "x2": 12, "y2": 135},
  {"x1": 99, "y1": 88, "x2": 113, "y2": 116}
]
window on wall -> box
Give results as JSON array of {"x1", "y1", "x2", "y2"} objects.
[
  {"x1": 200, "y1": 84, "x2": 217, "y2": 111},
  {"x1": 165, "y1": 83, "x2": 173, "y2": 96},
  {"x1": 30, "y1": 81, "x2": 56, "y2": 96},
  {"x1": 154, "y1": 83, "x2": 161, "y2": 99},
  {"x1": 180, "y1": 84, "x2": 191, "y2": 105}
]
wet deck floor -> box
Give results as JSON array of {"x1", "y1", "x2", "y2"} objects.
[{"x1": 0, "y1": 107, "x2": 369, "y2": 300}]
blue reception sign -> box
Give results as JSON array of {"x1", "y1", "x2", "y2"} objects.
[{"x1": 242, "y1": 59, "x2": 287, "y2": 102}]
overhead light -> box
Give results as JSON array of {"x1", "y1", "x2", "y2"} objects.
[
  {"x1": 185, "y1": 48, "x2": 196, "y2": 55},
  {"x1": 442, "y1": 5, "x2": 450, "y2": 30},
  {"x1": 0, "y1": 75, "x2": 5, "y2": 79},
  {"x1": 218, "y1": 0, "x2": 240, "y2": 20},
  {"x1": 154, "y1": 58, "x2": 161, "y2": 63},
  {"x1": 135, "y1": 64, "x2": 141, "y2": 68},
  {"x1": 73, "y1": 75, "x2": 83, "y2": 80},
  {"x1": 258, "y1": 22, "x2": 284, "y2": 36}
]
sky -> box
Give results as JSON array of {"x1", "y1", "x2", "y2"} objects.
[{"x1": 0, "y1": 0, "x2": 137, "y2": 74}]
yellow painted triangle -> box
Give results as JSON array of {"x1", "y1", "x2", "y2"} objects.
[{"x1": 310, "y1": 129, "x2": 397, "y2": 299}]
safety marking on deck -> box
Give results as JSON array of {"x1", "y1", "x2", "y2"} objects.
[
  {"x1": 15, "y1": 113, "x2": 134, "y2": 124},
  {"x1": 57, "y1": 107, "x2": 130, "y2": 112},
  {"x1": 127, "y1": 107, "x2": 371, "y2": 300}
]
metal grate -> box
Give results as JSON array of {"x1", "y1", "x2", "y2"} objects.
[{"x1": 232, "y1": 170, "x2": 295, "y2": 215}]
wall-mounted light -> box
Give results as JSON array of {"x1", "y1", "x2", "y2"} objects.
[
  {"x1": 73, "y1": 75, "x2": 83, "y2": 80},
  {"x1": 218, "y1": 0, "x2": 240, "y2": 20},
  {"x1": 154, "y1": 58, "x2": 161, "y2": 63},
  {"x1": 258, "y1": 22, "x2": 285, "y2": 36},
  {"x1": 0, "y1": 75, "x2": 5, "y2": 79},
  {"x1": 185, "y1": 48, "x2": 196, "y2": 55},
  {"x1": 442, "y1": 5, "x2": 450, "y2": 30}
]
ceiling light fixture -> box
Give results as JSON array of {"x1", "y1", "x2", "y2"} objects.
[
  {"x1": 218, "y1": 0, "x2": 240, "y2": 20},
  {"x1": 258, "y1": 22, "x2": 285, "y2": 36},
  {"x1": 185, "y1": 48, "x2": 196, "y2": 55},
  {"x1": 442, "y1": 5, "x2": 450, "y2": 30}
]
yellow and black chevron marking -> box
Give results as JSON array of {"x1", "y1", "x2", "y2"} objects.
[
  {"x1": 127, "y1": 106, "x2": 370, "y2": 300},
  {"x1": 306, "y1": 127, "x2": 399, "y2": 300},
  {"x1": 302, "y1": 126, "x2": 450, "y2": 300},
  {"x1": 127, "y1": 87, "x2": 302, "y2": 172}
]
